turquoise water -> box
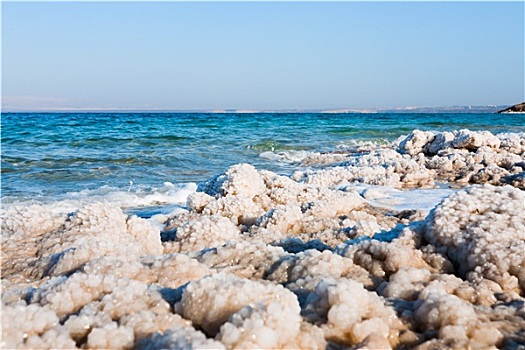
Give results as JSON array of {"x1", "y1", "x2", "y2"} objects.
[{"x1": 2, "y1": 112, "x2": 524, "y2": 201}]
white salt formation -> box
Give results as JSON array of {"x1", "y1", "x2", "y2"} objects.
[{"x1": 2, "y1": 129, "x2": 524, "y2": 349}]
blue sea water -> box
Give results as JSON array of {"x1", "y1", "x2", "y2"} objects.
[{"x1": 2, "y1": 112, "x2": 524, "y2": 204}]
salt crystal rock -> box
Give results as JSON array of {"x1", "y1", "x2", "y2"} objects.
[
  {"x1": 172, "y1": 214, "x2": 240, "y2": 253},
  {"x1": 23, "y1": 203, "x2": 163, "y2": 279},
  {"x1": 1, "y1": 203, "x2": 67, "y2": 238},
  {"x1": 340, "y1": 230, "x2": 435, "y2": 279},
  {"x1": 452, "y1": 129, "x2": 501, "y2": 150},
  {"x1": 399, "y1": 130, "x2": 436, "y2": 155},
  {"x1": 217, "y1": 302, "x2": 301, "y2": 348},
  {"x1": 426, "y1": 131, "x2": 456, "y2": 155},
  {"x1": 502, "y1": 171, "x2": 525, "y2": 189},
  {"x1": 136, "y1": 325, "x2": 226, "y2": 350},
  {"x1": 197, "y1": 163, "x2": 266, "y2": 198},
  {"x1": 1, "y1": 302, "x2": 74, "y2": 349},
  {"x1": 304, "y1": 279, "x2": 402, "y2": 348},
  {"x1": 425, "y1": 185, "x2": 525, "y2": 293},
  {"x1": 176, "y1": 273, "x2": 300, "y2": 336},
  {"x1": 194, "y1": 240, "x2": 286, "y2": 280},
  {"x1": 498, "y1": 132, "x2": 525, "y2": 155}
]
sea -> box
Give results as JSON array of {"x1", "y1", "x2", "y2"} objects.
[{"x1": 2, "y1": 112, "x2": 524, "y2": 214}]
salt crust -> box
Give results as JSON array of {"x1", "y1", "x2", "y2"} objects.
[{"x1": 2, "y1": 129, "x2": 525, "y2": 349}]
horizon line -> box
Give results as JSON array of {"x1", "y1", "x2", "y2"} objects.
[{"x1": 0, "y1": 104, "x2": 515, "y2": 114}]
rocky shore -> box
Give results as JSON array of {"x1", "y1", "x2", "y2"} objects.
[{"x1": 497, "y1": 102, "x2": 525, "y2": 113}]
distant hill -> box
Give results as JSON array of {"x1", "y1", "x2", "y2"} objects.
[{"x1": 497, "y1": 102, "x2": 525, "y2": 113}]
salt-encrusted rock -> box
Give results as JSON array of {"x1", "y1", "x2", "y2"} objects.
[
  {"x1": 293, "y1": 149, "x2": 435, "y2": 188},
  {"x1": 171, "y1": 214, "x2": 240, "y2": 253},
  {"x1": 175, "y1": 273, "x2": 300, "y2": 336},
  {"x1": 194, "y1": 240, "x2": 286, "y2": 280},
  {"x1": 86, "y1": 322, "x2": 135, "y2": 349},
  {"x1": 217, "y1": 303, "x2": 302, "y2": 349},
  {"x1": 452, "y1": 129, "x2": 500, "y2": 150},
  {"x1": 2, "y1": 202, "x2": 163, "y2": 283},
  {"x1": 399, "y1": 130, "x2": 435, "y2": 155},
  {"x1": 273, "y1": 249, "x2": 374, "y2": 288},
  {"x1": 197, "y1": 163, "x2": 266, "y2": 198},
  {"x1": 339, "y1": 227, "x2": 442, "y2": 280},
  {"x1": 304, "y1": 279, "x2": 402, "y2": 349},
  {"x1": 136, "y1": 326, "x2": 225, "y2": 350},
  {"x1": 502, "y1": 171, "x2": 525, "y2": 189},
  {"x1": 499, "y1": 132, "x2": 525, "y2": 155},
  {"x1": 1, "y1": 302, "x2": 76, "y2": 349},
  {"x1": 1, "y1": 203, "x2": 67, "y2": 238},
  {"x1": 186, "y1": 191, "x2": 214, "y2": 213},
  {"x1": 414, "y1": 292, "x2": 507, "y2": 349},
  {"x1": 199, "y1": 194, "x2": 265, "y2": 226},
  {"x1": 426, "y1": 131, "x2": 455, "y2": 155},
  {"x1": 425, "y1": 185, "x2": 525, "y2": 293}
]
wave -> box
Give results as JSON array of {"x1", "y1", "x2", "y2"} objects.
[{"x1": 1, "y1": 182, "x2": 198, "y2": 219}]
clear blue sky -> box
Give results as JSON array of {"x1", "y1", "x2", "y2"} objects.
[{"x1": 2, "y1": 1, "x2": 524, "y2": 111}]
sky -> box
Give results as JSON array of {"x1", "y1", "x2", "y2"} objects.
[{"x1": 2, "y1": 1, "x2": 524, "y2": 111}]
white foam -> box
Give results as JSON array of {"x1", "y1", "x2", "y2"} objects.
[
  {"x1": 342, "y1": 183, "x2": 458, "y2": 212},
  {"x1": 2, "y1": 182, "x2": 198, "y2": 217},
  {"x1": 259, "y1": 150, "x2": 313, "y2": 163}
]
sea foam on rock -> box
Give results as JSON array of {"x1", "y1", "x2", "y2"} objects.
[{"x1": 2, "y1": 129, "x2": 525, "y2": 349}]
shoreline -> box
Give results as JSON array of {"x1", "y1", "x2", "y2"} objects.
[{"x1": 2, "y1": 128, "x2": 525, "y2": 349}]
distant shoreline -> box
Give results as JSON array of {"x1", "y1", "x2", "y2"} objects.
[{"x1": 0, "y1": 105, "x2": 510, "y2": 114}]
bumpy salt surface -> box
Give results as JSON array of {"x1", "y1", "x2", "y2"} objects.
[{"x1": 2, "y1": 129, "x2": 524, "y2": 349}]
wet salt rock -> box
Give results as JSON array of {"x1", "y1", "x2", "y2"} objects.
[
  {"x1": 301, "y1": 152, "x2": 349, "y2": 166},
  {"x1": 339, "y1": 228, "x2": 436, "y2": 280},
  {"x1": 186, "y1": 191, "x2": 214, "y2": 213},
  {"x1": 1, "y1": 302, "x2": 75, "y2": 349},
  {"x1": 304, "y1": 279, "x2": 402, "y2": 348},
  {"x1": 86, "y1": 322, "x2": 134, "y2": 349},
  {"x1": 78, "y1": 254, "x2": 210, "y2": 289},
  {"x1": 426, "y1": 131, "x2": 455, "y2": 155},
  {"x1": 380, "y1": 267, "x2": 432, "y2": 300},
  {"x1": 136, "y1": 325, "x2": 225, "y2": 350},
  {"x1": 469, "y1": 163, "x2": 510, "y2": 185},
  {"x1": 172, "y1": 215, "x2": 240, "y2": 253},
  {"x1": 1, "y1": 203, "x2": 67, "y2": 238},
  {"x1": 283, "y1": 249, "x2": 373, "y2": 288},
  {"x1": 175, "y1": 273, "x2": 300, "y2": 336},
  {"x1": 25, "y1": 203, "x2": 163, "y2": 279},
  {"x1": 199, "y1": 194, "x2": 265, "y2": 226},
  {"x1": 502, "y1": 171, "x2": 525, "y2": 189},
  {"x1": 399, "y1": 130, "x2": 435, "y2": 155},
  {"x1": 413, "y1": 292, "x2": 505, "y2": 348},
  {"x1": 294, "y1": 165, "x2": 402, "y2": 188},
  {"x1": 144, "y1": 254, "x2": 211, "y2": 288},
  {"x1": 194, "y1": 240, "x2": 286, "y2": 280},
  {"x1": 217, "y1": 302, "x2": 326, "y2": 349},
  {"x1": 254, "y1": 204, "x2": 304, "y2": 234},
  {"x1": 294, "y1": 149, "x2": 434, "y2": 188},
  {"x1": 425, "y1": 185, "x2": 525, "y2": 293},
  {"x1": 452, "y1": 129, "x2": 501, "y2": 150},
  {"x1": 415, "y1": 293, "x2": 477, "y2": 333},
  {"x1": 217, "y1": 302, "x2": 301, "y2": 349},
  {"x1": 55, "y1": 275, "x2": 187, "y2": 343},
  {"x1": 498, "y1": 132, "x2": 525, "y2": 155},
  {"x1": 301, "y1": 189, "x2": 365, "y2": 218},
  {"x1": 197, "y1": 163, "x2": 266, "y2": 198},
  {"x1": 30, "y1": 273, "x2": 115, "y2": 318},
  {"x1": 120, "y1": 311, "x2": 192, "y2": 341},
  {"x1": 259, "y1": 170, "x2": 307, "y2": 204}
]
